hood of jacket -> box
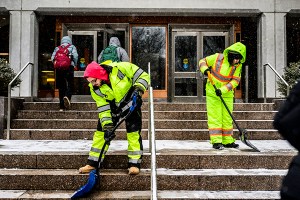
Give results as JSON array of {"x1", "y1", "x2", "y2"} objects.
[
  {"x1": 84, "y1": 61, "x2": 109, "y2": 81},
  {"x1": 109, "y1": 37, "x2": 121, "y2": 47},
  {"x1": 61, "y1": 36, "x2": 72, "y2": 45},
  {"x1": 223, "y1": 42, "x2": 246, "y2": 64}
]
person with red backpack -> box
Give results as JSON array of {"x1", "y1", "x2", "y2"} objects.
[{"x1": 51, "y1": 36, "x2": 78, "y2": 111}]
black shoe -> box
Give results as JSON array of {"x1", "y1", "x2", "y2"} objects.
[
  {"x1": 223, "y1": 143, "x2": 239, "y2": 148},
  {"x1": 213, "y1": 143, "x2": 224, "y2": 150}
]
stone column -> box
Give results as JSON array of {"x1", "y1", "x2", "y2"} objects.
[
  {"x1": 274, "y1": 12, "x2": 287, "y2": 98},
  {"x1": 258, "y1": 12, "x2": 287, "y2": 99},
  {"x1": 9, "y1": 10, "x2": 38, "y2": 97},
  {"x1": 9, "y1": 11, "x2": 22, "y2": 97}
]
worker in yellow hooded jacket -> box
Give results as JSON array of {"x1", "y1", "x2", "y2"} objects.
[
  {"x1": 199, "y1": 42, "x2": 246, "y2": 150},
  {"x1": 79, "y1": 60, "x2": 149, "y2": 175}
]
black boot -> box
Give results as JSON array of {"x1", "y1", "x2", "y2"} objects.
[
  {"x1": 213, "y1": 143, "x2": 224, "y2": 150},
  {"x1": 223, "y1": 142, "x2": 239, "y2": 148}
]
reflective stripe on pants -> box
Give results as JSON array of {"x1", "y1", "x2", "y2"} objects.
[{"x1": 206, "y1": 94, "x2": 235, "y2": 145}]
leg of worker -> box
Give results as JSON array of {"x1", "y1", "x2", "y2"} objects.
[
  {"x1": 206, "y1": 94, "x2": 223, "y2": 149},
  {"x1": 125, "y1": 108, "x2": 143, "y2": 175},
  {"x1": 79, "y1": 119, "x2": 110, "y2": 173}
]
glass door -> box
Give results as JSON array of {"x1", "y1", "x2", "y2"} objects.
[
  {"x1": 201, "y1": 32, "x2": 228, "y2": 97},
  {"x1": 171, "y1": 31, "x2": 229, "y2": 102},
  {"x1": 68, "y1": 31, "x2": 97, "y2": 95},
  {"x1": 131, "y1": 26, "x2": 167, "y2": 98},
  {"x1": 172, "y1": 32, "x2": 202, "y2": 102}
]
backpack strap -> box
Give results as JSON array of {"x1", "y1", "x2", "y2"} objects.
[
  {"x1": 59, "y1": 44, "x2": 71, "y2": 52},
  {"x1": 63, "y1": 44, "x2": 71, "y2": 48},
  {"x1": 62, "y1": 44, "x2": 72, "y2": 59}
]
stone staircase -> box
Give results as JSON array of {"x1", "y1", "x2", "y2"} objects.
[{"x1": 0, "y1": 102, "x2": 297, "y2": 199}]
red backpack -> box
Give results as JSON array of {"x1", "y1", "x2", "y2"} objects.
[{"x1": 54, "y1": 44, "x2": 71, "y2": 70}]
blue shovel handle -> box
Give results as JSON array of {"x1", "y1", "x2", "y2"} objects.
[{"x1": 130, "y1": 93, "x2": 137, "y2": 112}]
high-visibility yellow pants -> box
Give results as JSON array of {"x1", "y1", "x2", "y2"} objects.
[
  {"x1": 87, "y1": 107, "x2": 143, "y2": 168},
  {"x1": 88, "y1": 130, "x2": 142, "y2": 167},
  {"x1": 206, "y1": 94, "x2": 235, "y2": 145}
]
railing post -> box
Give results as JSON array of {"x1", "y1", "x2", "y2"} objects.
[
  {"x1": 148, "y1": 62, "x2": 151, "y2": 153},
  {"x1": 149, "y1": 86, "x2": 157, "y2": 200},
  {"x1": 263, "y1": 64, "x2": 267, "y2": 103},
  {"x1": 147, "y1": 62, "x2": 158, "y2": 200},
  {"x1": 7, "y1": 84, "x2": 12, "y2": 139},
  {"x1": 245, "y1": 65, "x2": 249, "y2": 103}
]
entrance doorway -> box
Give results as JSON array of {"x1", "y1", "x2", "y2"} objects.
[
  {"x1": 68, "y1": 31, "x2": 97, "y2": 95},
  {"x1": 170, "y1": 27, "x2": 230, "y2": 102},
  {"x1": 65, "y1": 24, "x2": 127, "y2": 98}
]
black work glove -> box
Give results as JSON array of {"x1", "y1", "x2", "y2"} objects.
[
  {"x1": 131, "y1": 86, "x2": 144, "y2": 108},
  {"x1": 204, "y1": 67, "x2": 211, "y2": 76},
  {"x1": 215, "y1": 89, "x2": 222, "y2": 96},
  {"x1": 103, "y1": 123, "x2": 115, "y2": 142}
]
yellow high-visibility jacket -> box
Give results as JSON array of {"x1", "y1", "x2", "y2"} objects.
[{"x1": 89, "y1": 61, "x2": 149, "y2": 128}]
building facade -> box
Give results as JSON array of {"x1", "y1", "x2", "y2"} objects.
[{"x1": 0, "y1": 0, "x2": 300, "y2": 102}]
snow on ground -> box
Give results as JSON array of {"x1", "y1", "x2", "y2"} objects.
[{"x1": 0, "y1": 139, "x2": 297, "y2": 154}]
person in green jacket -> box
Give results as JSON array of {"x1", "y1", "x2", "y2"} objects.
[
  {"x1": 199, "y1": 42, "x2": 246, "y2": 150},
  {"x1": 79, "y1": 60, "x2": 149, "y2": 175}
]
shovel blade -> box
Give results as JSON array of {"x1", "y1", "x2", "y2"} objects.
[
  {"x1": 243, "y1": 139, "x2": 260, "y2": 152},
  {"x1": 71, "y1": 169, "x2": 98, "y2": 199},
  {"x1": 239, "y1": 129, "x2": 260, "y2": 152}
]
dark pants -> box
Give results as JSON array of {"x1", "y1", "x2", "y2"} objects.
[
  {"x1": 281, "y1": 155, "x2": 300, "y2": 200},
  {"x1": 56, "y1": 66, "x2": 74, "y2": 109}
]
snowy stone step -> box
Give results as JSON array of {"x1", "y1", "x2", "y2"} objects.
[
  {"x1": 0, "y1": 190, "x2": 281, "y2": 199},
  {"x1": 0, "y1": 140, "x2": 295, "y2": 169},
  {"x1": 22, "y1": 102, "x2": 275, "y2": 111},
  {"x1": 0, "y1": 168, "x2": 287, "y2": 191},
  {"x1": 16, "y1": 110, "x2": 276, "y2": 120},
  {"x1": 7, "y1": 129, "x2": 281, "y2": 140},
  {"x1": 10, "y1": 119, "x2": 275, "y2": 129}
]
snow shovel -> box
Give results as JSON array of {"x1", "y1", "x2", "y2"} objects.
[
  {"x1": 207, "y1": 71, "x2": 260, "y2": 152},
  {"x1": 71, "y1": 94, "x2": 138, "y2": 199}
]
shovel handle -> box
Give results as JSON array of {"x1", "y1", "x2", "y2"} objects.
[{"x1": 207, "y1": 71, "x2": 218, "y2": 91}]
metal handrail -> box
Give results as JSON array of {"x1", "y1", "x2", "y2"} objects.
[
  {"x1": 148, "y1": 62, "x2": 157, "y2": 200},
  {"x1": 245, "y1": 65, "x2": 249, "y2": 103},
  {"x1": 7, "y1": 62, "x2": 34, "y2": 139},
  {"x1": 263, "y1": 63, "x2": 290, "y2": 103}
]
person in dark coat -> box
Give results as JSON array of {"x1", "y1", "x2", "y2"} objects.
[{"x1": 273, "y1": 80, "x2": 300, "y2": 200}]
